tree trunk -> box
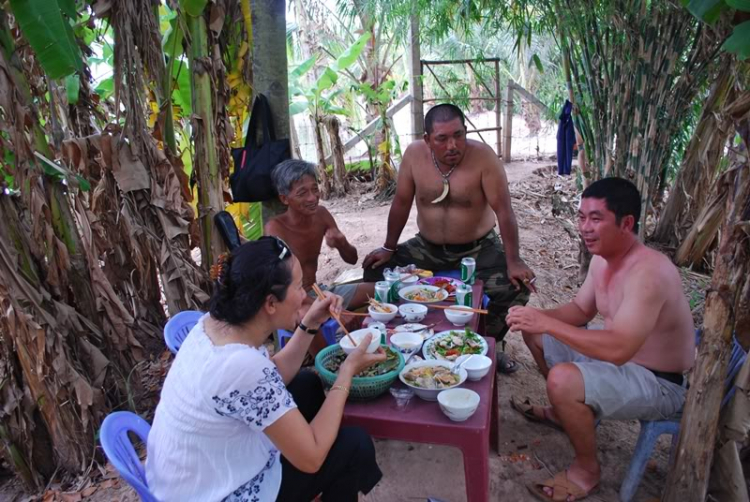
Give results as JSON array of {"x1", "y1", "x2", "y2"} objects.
[
  {"x1": 185, "y1": 10, "x2": 227, "y2": 270},
  {"x1": 323, "y1": 115, "x2": 349, "y2": 197},
  {"x1": 663, "y1": 109, "x2": 750, "y2": 502},
  {"x1": 312, "y1": 116, "x2": 331, "y2": 199},
  {"x1": 407, "y1": 9, "x2": 424, "y2": 138},
  {"x1": 253, "y1": 0, "x2": 289, "y2": 222},
  {"x1": 653, "y1": 60, "x2": 735, "y2": 246},
  {"x1": 376, "y1": 115, "x2": 396, "y2": 195}
]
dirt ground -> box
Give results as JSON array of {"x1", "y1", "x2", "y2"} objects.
[{"x1": 2, "y1": 158, "x2": 708, "y2": 502}]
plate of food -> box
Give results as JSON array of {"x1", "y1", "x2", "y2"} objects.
[
  {"x1": 398, "y1": 285, "x2": 449, "y2": 304},
  {"x1": 399, "y1": 360, "x2": 467, "y2": 400},
  {"x1": 418, "y1": 276, "x2": 465, "y2": 297},
  {"x1": 423, "y1": 328, "x2": 488, "y2": 361}
]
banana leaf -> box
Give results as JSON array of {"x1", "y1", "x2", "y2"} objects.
[{"x1": 9, "y1": 0, "x2": 82, "y2": 79}]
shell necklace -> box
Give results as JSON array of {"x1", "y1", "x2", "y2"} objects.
[{"x1": 431, "y1": 151, "x2": 459, "y2": 204}]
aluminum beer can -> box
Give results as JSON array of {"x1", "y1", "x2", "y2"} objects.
[
  {"x1": 460, "y1": 257, "x2": 476, "y2": 284},
  {"x1": 368, "y1": 322, "x2": 387, "y2": 345},
  {"x1": 455, "y1": 283, "x2": 473, "y2": 307},
  {"x1": 384, "y1": 270, "x2": 401, "y2": 303},
  {"x1": 375, "y1": 281, "x2": 390, "y2": 303}
]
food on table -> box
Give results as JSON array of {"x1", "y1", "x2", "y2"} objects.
[
  {"x1": 431, "y1": 278, "x2": 457, "y2": 294},
  {"x1": 368, "y1": 299, "x2": 395, "y2": 313},
  {"x1": 324, "y1": 346, "x2": 400, "y2": 377},
  {"x1": 402, "y1": 365, "x2": 461, "y2": 389},
  {"x1": 427, "y1": 329, "x2": 485, "y2": 361},
  {"x1": 402, "y1": 287, "x2": 446, "y2": 302}
]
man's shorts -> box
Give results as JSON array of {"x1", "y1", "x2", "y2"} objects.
[
  {"x1": 307, "y1": 283, "x2": 358, "y2": 309},
  {"x1": 542, "y1": 334, "x2": 686, "y2": 421}
]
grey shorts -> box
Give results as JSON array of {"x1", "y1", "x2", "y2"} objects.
[
  {"x1": 542, "y1": 335, "x2": 686, "y2": 420},
  {"x1": 307, "y1": 283, "x2": 358, "y2": 309}
]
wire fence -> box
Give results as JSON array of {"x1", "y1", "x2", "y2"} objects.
[{"x1": 292, "y1": 102, "x2": 560, "y2": 170}]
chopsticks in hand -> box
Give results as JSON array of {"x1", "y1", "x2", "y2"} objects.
[{"x1": 311, "y1": 283, "x2": 358, "y2": 347}]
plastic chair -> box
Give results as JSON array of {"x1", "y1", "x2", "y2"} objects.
[
  {"x1": 100, "y1": 411, "x2": 157, "y2": 502},
  {"x1": 163, "y1": 310, "x2": 203, "y2": 354},
  {"x1": 278, "y1": 318, "x2": 340, "y2": 348},
  {"x1": 619, "y1": 336, "x2": 747, "y2": 502}
]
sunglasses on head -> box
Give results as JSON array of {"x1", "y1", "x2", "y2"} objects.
[{"x1": 262, "y1": 236, "x2": 290, "y2": 261}]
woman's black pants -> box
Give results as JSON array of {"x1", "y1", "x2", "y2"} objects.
[{"x1": 276, "y1": 371, "x2": 382, "y2": 502}]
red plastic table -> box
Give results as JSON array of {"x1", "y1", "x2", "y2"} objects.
[{"x1": 347, "y1": 280, "x2": 498, "y2": 502}]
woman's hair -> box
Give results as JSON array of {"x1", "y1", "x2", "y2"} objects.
[{"x1": 209, "y1": 237, "x2": 294, "y2": 325}]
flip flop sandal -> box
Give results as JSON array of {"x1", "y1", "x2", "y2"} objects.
[
  {"x1": 527, "y1": 471, "x2": 600, "y2": 501},
  {"x1": 510, "y1": 396, "x2": 564, "y2": 432},
  {"x1": 497, "y1": 351, "x2": 519, "y2": 374}
]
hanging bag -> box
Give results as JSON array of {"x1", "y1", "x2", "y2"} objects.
[{"x1": 230, "y1": 93, "x2": 290, "y2": 202}]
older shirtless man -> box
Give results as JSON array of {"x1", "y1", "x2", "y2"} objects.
[
  {"x1": 266, "y1": 159, "x2": 374, "y2": 354},
  {"x1": 363, "y1": 103, "x2": 535, "y2": 372},
  {"x1": 507, "y1": 178, "x2": 695, "y2": 501}
]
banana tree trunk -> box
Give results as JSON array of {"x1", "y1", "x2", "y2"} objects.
[
  {"x1": 323, "y1": 115, "x2": 349, "y2": 197},
  {"x1": 312, "y1": 115, "x2": 331, "y2": 199},
  {"x1": 663, "y1": 118, "x2": 750, "y2": 502},
  {"x1": 653, "y1": 62, "x2": 736, "y2": 246},
  {"x1": 185, "y1": 9, "x2": 226, "y2": 269}
]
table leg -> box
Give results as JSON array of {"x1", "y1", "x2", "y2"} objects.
[
  {"x1": 491, "y1": 370, "x2": 499, "y2": 453},
  {"x1": 462, "y1": 441, "x2": 490, "y2": 502}
]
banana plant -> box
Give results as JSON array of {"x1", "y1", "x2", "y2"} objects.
[
  {"x1": 353, "y1": 78, "x2": 407, "y2": 193},
  {"x1": 288, "y1": 31, "x2": 371, "y2": 197}
]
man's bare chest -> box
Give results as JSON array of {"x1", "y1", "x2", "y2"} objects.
[
  {"x1": 415, "y1": 167, "x2": 483, "y2": 208},
  {"x1": 276, "y1": 222, "x2": 326, "y2": 260}
]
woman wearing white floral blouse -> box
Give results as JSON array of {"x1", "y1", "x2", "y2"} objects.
[{"x1": 146, "y1": 237, "x2": 385, "y2": 501}]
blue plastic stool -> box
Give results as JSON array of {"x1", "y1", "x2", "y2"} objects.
[
  {"x1": 278, "y1": 318, "x2": 340, "y2": 348},
  {"x1": 163, "y1": 310, "x2": 203, "y2": 354},
  {"x1": 619, "y1": 336, "x2": 747, "y2": 501},
  {"x1": 100, "y1": 411, "x2": 157, "y2": 502}
]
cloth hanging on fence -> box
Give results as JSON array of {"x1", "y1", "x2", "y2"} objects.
[{"x1": 557, "y1": 99, "x2": 575, "y2": 176}]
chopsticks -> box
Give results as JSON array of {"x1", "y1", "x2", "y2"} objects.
[
  {"x1": 341, "y1": 310, "x2": 370, "y2": 317},
  {"x1": 427, "y1": 304, "x2": 489, "y2": 315},
  {"x1": 311, "y1": 283, "x2": 358, "y2": 346}
]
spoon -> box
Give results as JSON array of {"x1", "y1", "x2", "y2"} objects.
[{"x1": 451, "y1": 355, "x2": 474, "y2": 376}]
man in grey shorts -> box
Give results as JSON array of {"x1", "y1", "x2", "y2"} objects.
[
  {"x1": 266, "y1": 160, "x2": 374, "y2": 356},
  {"x1": 506, "y1": 178, "x2": 695, "y2": 501}
]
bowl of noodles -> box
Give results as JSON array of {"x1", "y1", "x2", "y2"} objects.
[
  {"x1": 399, "y1": 360, "x2": 468, "y2": 401},
  {"x1": 398, "y1": 285, "x2": 449, "y2": 304}
]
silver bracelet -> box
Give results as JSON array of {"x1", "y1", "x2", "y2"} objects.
[{"x1": 380, "y1": 245, "x2": 397, "y2": 253}]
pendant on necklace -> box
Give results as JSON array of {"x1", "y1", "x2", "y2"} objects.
[{"x1": 431, "y1": 179, "x2": 449, "y2": 204}]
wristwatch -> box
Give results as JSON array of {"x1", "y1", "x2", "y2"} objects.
[{"x1": 298, "y1": 322, "x2": 319, "y2": 335}]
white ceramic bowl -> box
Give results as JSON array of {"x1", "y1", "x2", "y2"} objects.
[
  {"x1": 398, "y1": 303, "x2": 428, "y2": 322},
  {"x1": 339, "y1": 328, "x2": 381, "y2": 355},
  {"x1": 438, "y1": 388, "x2": 480, "y2": 422},
  {"x1": 399, "y1": 360, "x2": 467, "y2": 401},
  {"x1": 444, "y1": 306, "x2": 474, "y2": 326},
  {"x1": 456, "y1": 354, "x2": 492, "y2": 381},
  {"x1": 368, "y1": 303, "x2": 398, "y2": 322},
  {"x1": 389, "y1": 332, "x2": 424, "y2": 355}
]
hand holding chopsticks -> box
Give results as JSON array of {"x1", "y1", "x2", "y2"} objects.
[{"x1": 311, "y1": 284, "x2": 358, "y2": 347}]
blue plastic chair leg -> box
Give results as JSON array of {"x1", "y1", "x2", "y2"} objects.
[{"x1": 619, "y1": 420, "x2": 680, "y2": 502}]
